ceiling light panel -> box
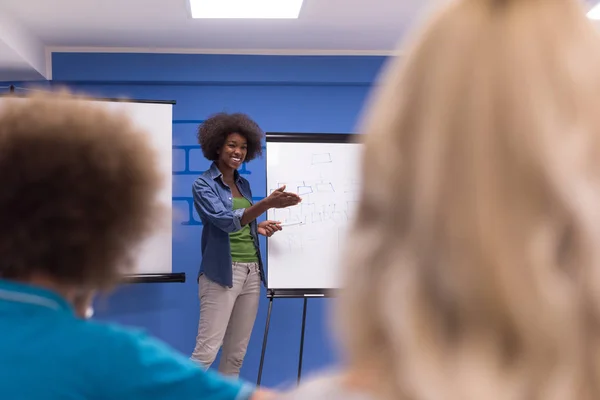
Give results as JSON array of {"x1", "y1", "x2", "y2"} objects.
[{"x1": 190, "y1": 0, "x2": 304, "y2": 19}]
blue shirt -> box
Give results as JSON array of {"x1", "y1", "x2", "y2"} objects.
[
  {"x1": 0, "y1": 279, "x2": 255, "y2": 400},
  {"x1": 192, "y1": 162, "x2": 265, "y2": 287}
]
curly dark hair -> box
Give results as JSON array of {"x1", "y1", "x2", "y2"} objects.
[
  {"x1": 0, "y1": 92, "x2": 165, "y2": 290},
  {"x1": 197, "y1": 112, "x2": 264, "y2": 162}
]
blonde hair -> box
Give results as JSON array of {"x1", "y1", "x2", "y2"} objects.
[{"x1": 338, "y1": 0, "x2": 600, "y2": 399}]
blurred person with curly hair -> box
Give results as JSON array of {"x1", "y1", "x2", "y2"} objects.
[
  {"x1": 0, "y1": 94, "x2": 274, "y2": 400},
  {"x1": 190, "y1": 112, "x2": 301, "y2": 376}
]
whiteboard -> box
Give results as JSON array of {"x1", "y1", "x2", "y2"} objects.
[
  {"x1": 0, "y1": 97, "x2": 173, "y2": 275},
  {"x1": 266, "y1": 134, "x2": 362, "y2": 291}
]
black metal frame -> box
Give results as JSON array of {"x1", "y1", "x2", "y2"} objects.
[
  {"x1": 265, "y1": 132, "x2": 357, "y2": 144},
  {"x1": 257, "y1": 132, "x2": 356, "y2": 385},
  {"x1": 2, "y1": 85, "x2": 177, "y2": 105},
  {"x1": 122, "y1": 273, "x2": 186, "y2": 284},
  {"x1": 257, "y1": 289, "x2": 337, "y2": 386}
]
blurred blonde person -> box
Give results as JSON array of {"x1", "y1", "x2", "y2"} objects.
[{"x1": 279, "y1": 0, "x2": 600, "y2": 399}]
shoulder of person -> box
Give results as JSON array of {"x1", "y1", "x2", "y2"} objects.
[
  {"x1": 196, "y1": 171, "x2": 213, "y2": 185},
  {"x1": 193, "y1": 174, "x2": 216, "y2": 193},
  {"x1": 72, "y1": 320, "x2": 254, "y2": 399},
  {"x1": 66, "y1": 319, "x2": 179, "y2": 384},
  {"x1": 70, "y1": 319, "x2": 163, "y2": 363}
]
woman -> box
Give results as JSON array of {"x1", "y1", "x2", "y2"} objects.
[
  {"x1": 191, "y1": 113, "x2": 301, "y2": 376},
  {"x1": 280, "y1": 0, "x2": 600, "y2": 399},
  {"x1": 0, "y1": 93, "x2": 273, "y2": 400}
]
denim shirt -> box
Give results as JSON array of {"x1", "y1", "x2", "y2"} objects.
[{"x1": 192, "y1": 162, "x2": 265, "y2": 288}]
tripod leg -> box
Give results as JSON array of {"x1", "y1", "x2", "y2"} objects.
[
  {"x1": 297, "y1": 297, "x2": 308, "y2": 385},
  {"x1": 257, "y1": 296, "x2": 274, "y2": 385}
]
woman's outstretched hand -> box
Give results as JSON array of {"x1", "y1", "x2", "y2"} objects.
[
  {"x1": 265, "y1": 185, "x2": 301, "y2": 209},
  {"x1": 258, "y1": 220, "x2": 282, "y2": 237}
]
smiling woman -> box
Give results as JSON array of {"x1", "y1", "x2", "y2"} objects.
[{"x1": 190, "y1": 112, "x2": 301, "y2": 376}]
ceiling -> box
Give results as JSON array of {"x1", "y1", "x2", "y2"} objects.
[
  {"x1": 0, "y1": 0, "x2": 435, "y2": 81},
  {"x1": 0, "y1": 0, "x2": 598, "y2": 81}
]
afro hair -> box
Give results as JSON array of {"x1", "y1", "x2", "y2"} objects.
[
  {"x1": 0, "y1": 92, "x2": 166, "y2": 289},
  {"x1": 197, "y1": 112, "x2": 264, "y2": 162}
]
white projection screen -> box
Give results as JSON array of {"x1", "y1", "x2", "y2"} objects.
[{"x1": 0, "y1": 96, "x2": 174, "y2": 276}]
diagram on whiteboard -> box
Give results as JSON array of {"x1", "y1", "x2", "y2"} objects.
[{"x1": 266, "y1": 140, "x2": 362, "y2": 290}]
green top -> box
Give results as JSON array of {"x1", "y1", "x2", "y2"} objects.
[{"x1": 230, "y1": 197, "x2": 258, "y2": 263}]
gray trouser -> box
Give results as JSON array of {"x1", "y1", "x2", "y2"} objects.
[{"x1": 190, "y1": 262, "x2": 261, "y2": 377}]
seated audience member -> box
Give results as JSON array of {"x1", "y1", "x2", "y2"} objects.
[
  {"x1": 279, "y1": 0, "x2": 600, "y2": 399},
  {"x1": 0, "y1": 92, "x2": 273, "y2": 400}
]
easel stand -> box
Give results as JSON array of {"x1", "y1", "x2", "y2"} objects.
[{"x1": 256, "y1": 288, "x2": 334, "y2": 386}]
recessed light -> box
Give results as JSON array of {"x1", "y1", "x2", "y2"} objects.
[
  {"x1": 588, "y1": 2, "x2": 600, "y2": 20},
  {"x1": 189, "y1": 0, "x2": 304, "y2": 19}
]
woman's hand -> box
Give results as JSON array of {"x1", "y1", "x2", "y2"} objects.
[
  {"x1": 240, "y1": 186, "x2": 301, "y2": 227},
  {"x1": 258, "y1": 220, "x2": 282, "y2": 237},
  {"x1": 265, "y1": 185, "x2": 302, "y2": 209}
]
